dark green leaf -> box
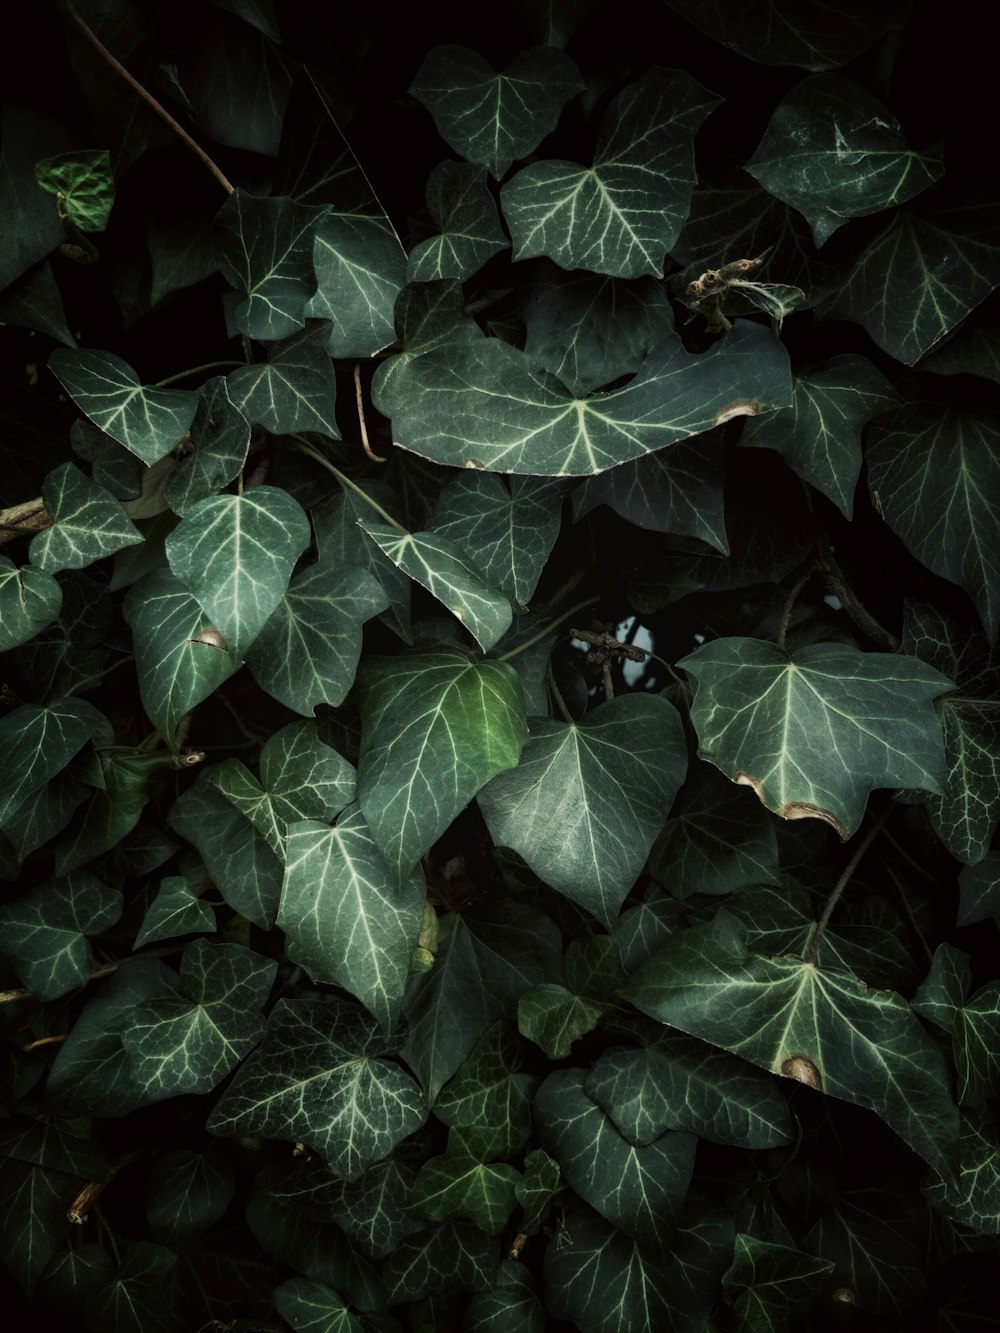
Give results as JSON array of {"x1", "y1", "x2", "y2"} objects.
[
  {"x1": 275, "y1": 1276, "x2": 364, "y2": 1333},
  {"x1": 958, "y1": 853, "x2": 1000, "y2": 926},
  {"x1": 382, "y1": 1218, "x2": 497, "y2": 1302},
  {"x1": 518, "y1": 984, "x2": 602, "y2": 1059},
  {"x1": 55, "y1": 750, "x2": 161, "y2": 873},
  {"x1": 724, "y1": 1233, "x2": 834, "y2": 1332},
  {"x1": 924, "y1": 1108, "x2": 1000, "y2": 1236},
  {"x1": 83, "y1": 1242, "x2": 179, "y2": 1333},
  {"x1": 0, "y1": 696, "x2": 107, "y2": 829},
  {"x1": 409, "y1": 1127, "x2": 521, "y2": 1235},
  {"x1": 35, "y1": 149, "x2": 115, "y2": 232},
  {"x1": 134, "y1": 875, "x2": 216, "y2": 949},
  {"x1": 163, "y1": 376, "x2": 250, "y2": 514},
  {"x1": 145, "y1": 1149, "x2": 235, "y2": 1244},
  {"x1": 29, "y1": 462, "x2": 142, "y2": 572},
  {"x1": 42, "y1": 1244, "x2": 116, "y2": 1311},
  {"x1": 179, "y1": 10, "x2": 291, "y2": 156},
  {"x1": 433, "y1": 1023, "x2": 537, "y2": 1154},
  {"x1": 226, "y1": 323, "x2": 340, "y2": 439},
  {"x1": 0, "y1": 556, "x2": 62, "y2": 651},
  {"x1": 408, "y1": 162, "x2": 508, "y2": 283},
  {"x1": 515, "y1": 1149, "x2": 562, "y2": 1235},
  {"x1": 467, "y1": 1264, "x2": 545, "y2": 1333},
  {"x1": 921, "y1": 292, "x2": 1000, "y2": 384},
  {"x1": 0, "y1": 870, "x2": 121, "y2": 1001},
  {"x1": 0, "y1": 259, "x2": 75, "y2": 346},
  {"x1": 296, "y1": 1155, "x2": 422, "y2": 1262},
  {"x1": 0, "y1": 1158, "x2": 74, "y2": 1294}
]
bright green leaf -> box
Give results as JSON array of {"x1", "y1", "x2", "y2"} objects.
[
  {"x1": 409, "y1": 1126, "x2": 521, "y2": 1235},
  {"x1": 35, "y1": 149, "x2": 115, "y2": 232}
]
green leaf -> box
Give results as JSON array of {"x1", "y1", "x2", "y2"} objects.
[
  {"x1": 0, "y1": 104, "x2": 73, "y2": 290},
  {"x1": 585, "y1": 1030, "x2": 794, "y2": 1149},
  {"x1": 55, "y1": 750, "x2": 162, "y2": 874},
  {"x1": 0, "y1": 259, "x2": 75, "y2": 346},
  {"x1": 478, "y1": 694, "x2": 687, "y2": 926},
  {"x1": 518, "y1": 984, "x2": 602, "y2": 1059},
  {"x1": 429, "y1": 474, "x2": 566, "y2": 609},
  {"x1": 83, "y1": 1242, "x2": 178, "y2": 1333},
  {"x1": 868, "y1": 405, "x2": 1000, "y2": 641},
  {"x1": 724, "y1": 1233, "x2": 834, "y2": 1333},
  {"x1": 0, "y1": 866, "x2": 117, "y2": 999},
  {"x1": 382, "y1": 1219, "x2": 497, "y2": 1303},
  {"x1": 226, "y1": 323, "x2": 340, "y2": 440},
  {"x1": 626, "y1": 913, "x2": 960, "y2": 1178},
  {"x1": 245, "y1": 559, "x2": 389, "y2": 715},
  {"x1": 48, "y1": 350, "x2": 198, "y2": 464},
  {"x1": 680, "y1": 638, "x2": 953, "y2": 838},
  {"x1": 516, "y1": 1149, "x2": 562, "y2": 1235},
  {"x1": 275, "y1": 1277, "x2": 364, "y2": 1333},
  {"x1": 280, "y1": 808, "x2": 425, "y2": 1029},
  {"x1": 163, "y1": 376, "x2": 250, "y2": 515},
  {"x1": 360, "y1": 523, "x2": 512, "y2": 651},
  {"x1": 164, "y1": 485, "x2": 311, "y2": 660},
  {"x1": 145, "y1": 1149, "x2": 235, "y2": 1245},
  {"x1": 409, "y1": 45, "x2": 584, "y2": 180},
  {"x1": 535, "y1": 1068, "x2": 696, "y2": 1253},
  {"x1": 924, "y1": 1108, "x2": 1000, "y2": 1236},
  {"x1": 170, "y1": 775, "x2": 284, "y2": 927},
  {"x1": 357, "y1": 650, "x2": 527, "y2": 887},
  {"x1": 0, "y1": 1157, "x2": 74, "y2": 1294},
  {"x1": 407, "y1": 162, "x2": 508, "y2": 282},
  {"x1": 210, "y1": 720, "x2": 355, "y2": 856},
  {"x1": 921, "y1": 292, "x2": 1000, "y2": 384},
  {"x1": 209, "y1": 0, "x2": 280, "y2": 41},
  {"x1": 0, "y1": 556, "x2": 62, "y2": 651},
  {"x1": 208, "y1": 997, "x2": 427, "y2": 1179},
  {"x1": 913, "y1": 945, "x2": 1000, "y2": 1107},
  {"x1": 409, "y1": 1127, "x2": 521, "y2": 1235},
  {"x1": 434, "y1": 1023, "x2": 538, "y2": 1154},
  {"x1": 42, "y1": 1244, "x2": 116, "y2": 1311},
  {"x1": 739, "y1": 355, "x2": 898, "y2": 519},
  {"x1": 467, "y1": 1265, "x2": 545, "y2": 1333},
  {"x1": 29, "y1": 462, "x2": 142, "y2": 572},
  {"x1": 294, "y1": 1155, "x2": 422, "y2": 1262},
  {"x1": 214, "y1": 189, "x2": 326, "y2": 341},
  {"x1": 663, "y1": 0, "x2": 910, "y2": 71},
  {"x1": 374, "y1": 319, "x2": 791, "y2": 474},
  {"x1": 958, "y1": 853, "x2": 1000, "y2": 926},
  {"x1": 121, "y1": 940, "x2": 277, "y2": 1098},
  {"x1": 820, "y1": 201, "x2": 1000, "y2": 364},
  {"x1": 35, "y1": 149, "x2": 115, "y2": 232},
  {"x1": 0, "y1": 696, "x2": 107, "y2": 829},
  {"x1": 134, "y1": 875, "x2": 216, "y2": 949},
  {"x1": 124, "y1": 568, "x2": 240, "y2": 746},
  {"x1": 746, "y1": 75, "x2": 942, "y2": 246}
]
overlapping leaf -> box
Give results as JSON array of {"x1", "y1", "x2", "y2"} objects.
[
  {"x1": 923, "y1": 1108, "x2": 1000, "y2": 1235},
  {"x1": 723, "y1": 1234, "x2": 834, "y2": 1332},
  {"x1": 500, "y1": 68, "x2": 720, "y2": 277},
  {"x1": 434, "y1": 1023, "x2": 537, "y2": 1153},
  {"x1": 407, "y1": 162, "x2": 508, "y2": 282},
  {"x1": 49, "y1": 350, "x2": 198, "y2": 464},
  {"x1": 226, "y1": 323, "x2": 340, "y2": 439},
  {"x1": 680, "y1": 637, "x2": 953, "y2": 838},
  {"x1": 518, "y1": 984, "x2": 602, "y2": 1059},
  {"x1": 381, "y1": 1218, "x2": 497, "y2": 1303},
  {"x1": 375, "y1": 319, "x2": 791, "y2": 474},
  {"x1": 0, "y1": 697, "x2": 108, "y2": 829},
  {"x1": 0, "y1": 556, "x2": 62, "y2": 651},
  {"x1": 478, "y1": 694, "x2": 687, "y2": 925},
  {"x1": 410, "y1": 45, "x2": 584, "y2": 179},
  {"x1": 274, "y1": 1277, "x2": 362, "y2": 1333},
  {"x1": 35, "y1": 149, "x2": 115, "y2": 232},
  {"x1": 0, "y1": 870, "x2": 121, "y2": 1001},
  {"x1": 409, "y1": 1127, "x2": 521, "y2": 1235},
  {"x1": 135, "y1": 875, "x2": 216, "y2": 949},
  {"x1": 912, "y1": 944, "x2": 1000, "y2": 1107},
  {"x1": 145, "y1": 1149, "x2": 235, "y2": 1245},
  {"x1": 164, "y1": 376, "x2": 250, "y2": 514},
  {"x1": 29, "y1": 463, "x2": 142, "y2": 572}
]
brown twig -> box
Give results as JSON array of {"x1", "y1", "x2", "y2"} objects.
[
  {"x1": 817, "y1": 532, "x2": 899, "y2": 651},
  {"x1": 68, "y1": 1150, "x2": 145, "y2": 1224},
  {"x1": 354, "y1": 363, "x2": 386, "y2": 462},
  {"x1": 0, "y1": 498, "x2": 51, "y2": 548},
  {"x1": 776, "y1": 565, "x2": 815, "y2": 652},
  {"x1": 62, "y1": 0, "x2": 234, "y2": 196},
  {"x1": 22, "y1": 1034, "x2": 67, "y2": 1052}
]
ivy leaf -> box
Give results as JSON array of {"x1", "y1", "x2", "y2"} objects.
[
  {"x1": 724, "y1": 1234, "x2": 835, "y2": 1332},
  {"x1": 739, "y1": 355, "x2": 898, "y2": 519},
  {"x1": 868, "y1": 405, "x2": 1000, "y2": 641},
  {"x1": 0, "y1": 556, "x2": 62, "y2": 651},
  {"x1": 434, "y1": 1023, "x2": 538, "y2": 1154},
  {"x1": 121, "y1": 940, "x2": 277, "y2": 1099},
  {"x1": 0, "y1": 258, "x2": 76, "y2": 348},
  {"x1": 357, "y1": 651, "x2": 527, "y2": 887},
  {"x1": 165, "y1": 485, "x2": 311, "y2": 660},
  {"x1": 48, "y1": 350, "x2": 198, "y2": 464},
  {"x1": 360, "y1": 523, "x2": 512, "y2": 651},
  {"x1": 145, "y1": 1149, "x2": 235, "y2": 1245},
  {"x1": 208, "y1": 997, "x2": 427, "y2": 1180},
  {"x1": 29, "y1": 462, "x2": 142, "y2": 572},
  {"x1": 382, "y1": 1219, "x2": 497, "y2": 1303},
  {"x1": 210, "y1": 720, "x2": 356, "y2": 856},
  {"x1": 163, "y1": 377, "x2": 250, "y2": 515},
  {"x1": 409, "y1": 45, "x2": 584, "y2": 180},
  {"x1": 921, "y1": 292, "x2": 1000, "y2": 384},
  {"x1": 516, "y1": 1148, "x2": 562, "y2": 1235},
  {"x1": 585, "y1": 1030, "x2": 794, "y2": 1149},
  {"x1": 407, "y1": 162, "x2": 508, "y2": 283},
  {"x1": 82, "y1": 1243, "x2": 178, "y2": 1333},
  {"x1": 374, "y1": 319, "x2": 791, "y2": 474},
  {"x1": 501, "y1": 68, "x2": 720, "y2": 278},
  {"x1": 0, "y1": 1157, "x2": 75, "y2": 1294},
  {"x1": 958, "y1": 853, "x2": 1000, "y2": 927},
  {"x1": 467, "y1": 1265, "x2": 545, "y2": 1333},
  {"x1": 923, "y1": 1108, "x2": 1000, "y2": 1236},
  {"x1": 226, "y1": 323, "x2": 340, "y2": 440},
  {"x1": 35, "y1": 149, "x2": 115, "y2": 232},
  {"x1": 214, "y1": 189, "x2": 326, "y2": 341},
  {"x1": 134, "y1": 875, "x2": 216, "y2": 949},
  {"x1": 170, "y1": 775, "x2": 284, "y2": 927},
  {"x1": 478, "y1": 694, "x2": 687, "y2": 926},
  {"x1": 912, "y1": 944, "x2": 1000, "y2": 1107},
  {"x1": 55, "y1": 750, "x2": 161, "y2": 873},
  {"x1": 626, "y1": 913, "x2": 960, "y2": 1179},
  {"x1": 0, "y1": 696, "x2": 108, "y2": 829},
  {"x1": 124, "y1": 569, "x2": 240, "y2": 746},
  {"x1": 535, "y1": 1068, "x2": 696, "y2": 1254},
  {"x1": 747, "y1": 75, "x2": 942, "y2": 246},
  {"x1": 820, "y1": 200, "x2": 1000, "y2": 364},
  {"x1": 518, "y1": 984, "x2": 602, "y2": 1059},
  {"x1": 679, "y1": 638, "x2": 953, "y2": 838},
  {"x1": 42, "y1": 1244, "x2": 116, "y2": 1311},
  {"x1": 290, "y1": 1155, "x2": 422, "y2": 1262},
  {"x1": 409, "y1": 1127, "x2": 521, "y2": 1235},
  {"x1": 245, "y1": 560, "x2": 389, "y2": 715},
  {"x1": 0, "y1": 870, "x2": 121, "y2": 1001},
  {"x1": 280, "y1": 808, "x2": 425, "y2": 1029},
  {"x1": 275, "y1": 1277, "x2": 364, "y2": 1333}
]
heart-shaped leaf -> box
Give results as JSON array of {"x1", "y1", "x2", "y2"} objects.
[
  {"x1": 226, "y1": 323, "x2": 340, "y2": 439},
  {"x1": 407, "y1": 162, "x2": 508, "y2": 283},
  {"x1": 0, "y1": 697, "x2": 108, "y2": 829},
  {"x1": 0, "y1": 557, "x2": 62, "y2": 651},
  {"x1": 0, "y1": 871, "x2": 122, "y2": 1001},
  {"x1": 29, "y1": 463, "x2": 142, "y2": 572}
]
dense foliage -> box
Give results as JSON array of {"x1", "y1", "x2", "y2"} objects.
[{"x1": 1, "y1": 1, "x2": 997, "y2": 1328}]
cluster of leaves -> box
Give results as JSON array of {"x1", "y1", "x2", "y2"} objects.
[{"x1": 1, "y1": 0, "x2": 998, "y2": 1329}]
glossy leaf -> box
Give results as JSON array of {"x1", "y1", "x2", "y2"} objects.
[
  {"x1": 409, "y1": 1127, "x2": 520, "y2": 1235},
  {"x1": 410, "y1": 45, "x2": 584, "y2": 180},
  {"x1": 208, "y1": 998, "x2": 427, "y2": 1178},
  {"x1": 0, "y1": 870, "x2": 120, "y2": 1000},
  {"x1": 280, "y1": 807, "x2": 425, "y2": 1029},
  {"x1": 35, "y1": 149, "x2": 115, "y2": 232},
  {"x1": 680, "y1": 637, "x2": 952, "y2": 838},
  {"x1": 478, "y1": 694, "x2": 687, "y2": 926},
  {"x1": 357, "y1": 650, "x2": 527, "y2": 886},
  {"x1": 0, "y1": 697, "x2": 107, "y2": 829},
  {"x1": 0, "y1": 556, "x2": 62, "y2": 651},
  {"x1": 408, "y1": 162, "x2": 508, "y2": 282},
  {"x1": 374, "y1": 319, "x2": 792, "y2": 474},
  {"x1": 165, "y1": 485, "x2": 311, "y2": 660},
  {"x1": 134, "y1": 875, "x2": 216, "y2": 949},
  {"x1": 518, "y1": 983, "x2": 602, "y2": 1059},
  {"x1": 434, "y1": 1023, "x2": 537, "y2": 1154},
  {"x1": 627, "y1": 914, "x2": 960, "y2": 1178},
  {"x1": 163, "y1": 376, "x2": 250, "y2": 515},
  {"x1": 226, "y1": 323, "x2": 340, "y2": 440},
  {"x1": 724, "y1": 1233, "x2": 834, "y2": 1332},
  {"x1": 868, "y1": 405, "x2": 1000, "y2": 641},
  {"x1": 48, "y1": 350, "x2": 198, "y2": 464},
  {"x1": 29, "y1": 462, "x2": 142, "y2": 572}
]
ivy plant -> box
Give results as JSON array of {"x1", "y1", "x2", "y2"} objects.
[{"x1": 0, "y1": 1, "x2": 997, "y2": 1330}]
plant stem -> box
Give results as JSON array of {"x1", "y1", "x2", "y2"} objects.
[
  {"x1": 63, "y1": 0, "x2": 235, "y2": 196},
  {"x1": 817, "y1": 533, "x2": 899, "y2": 651},
  {"x1": 496, "y1": 597, "x2": 597, "y2": 662},
  {"x1": 290, "y1": 436, "x2": 407, "y2": 533},
  {"x1": 0, "y1": 498, "x2": 50, "y2": 548},
  {"x1": 884, "y1": 860, "x2": 934, "y2": 964},
  {"x1": 0, "y1": 943, "x2": 186, "y2": 1005},
  {"x1": 65, "y1": 654, "x2": 134, "y2": 697},
  {"x1": 354, "y1": 363, "x2": 385, "y2": 462},
  {"x1": 776, "y1": 566, "x2": 814, "y2": 651},
  {"x1": 156, "y1": 361, "x2": 243, "y2": 387},
  {"x1": 546, "y1": 666, "x2": 575, "y2": 724},
  {"x1": 805, "y1": 805, "x2": 892, "y2": 965}
]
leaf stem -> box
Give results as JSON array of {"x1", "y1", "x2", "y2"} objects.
[
  {"x1": 805, "y1": 805, "x2": 892, "y2": 965},
  {"x1": 0, "y1": 943, "x2": 186, "y2": 1005},
  {"x1": 62, "y1": 0, "x2": 235, "y2": 196},
  {"x1": 495, "y1": 597, "x2": 597, "y2": 662},
  {"x1": 0, "y1": 498, "x2": 51, "y2": 548},
  {"x1": 354, "y1": 363, "x2": 386, "y2": 462},
  {"x1": 546, "y1": 665, "x2": 575, "y2": 724},
  {"x1": 776, "y1": 565, "x2": 814, "y2": 651},
  {"x1": 65, "y1": 654, "x2": 134, "y2": 697},
  {"x1": 817, "y1": 533, "x2": 899, "y2": 651},
  {"x1": 156, "y1": 361, "x2": 243, "y2": 387},
  {"x1": 289, "y1": 435, "x2": 407, "y2": 533}
]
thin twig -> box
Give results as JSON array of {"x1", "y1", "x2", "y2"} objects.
[
  {"x1": 354, "y1": 363, "x2": 385, "y2": 462},
  {"x1": 156, "y1": 360, "x2": 243, "y2": 387},
  {"x1": 68, "y1": 1151, "x2": 145, "y2": 1225},
  {"x1": 22, "y1": 1034, "x2": 67, "y2": 1052},
  {"x1": 495, "y1": 597, "x2": 597, "y2": 663},
  {"x1": 805, "y1": 805, "x2": 892, "y2": 965},
  {"x1": 290, "y1": 435, "x2": 407, "y2": 533},
  {"x1": 0, "y1": 944, "x2": 186, "y2": 1005},
  {"x1": 817, "y1": 533, "x2": 899, "y2": 651},
  {"x1": 546, "y1": 667, "x2": 575, "y2": 724},
  {"x1": 776, "y1": 566, "x2": 814, "y2": 652},
  {"x1": 63, "y1": 1, "x2": 234, "y2": 196},
  {"x1": 0, "y1": 498, "x2": 50, "y2": 548}
]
